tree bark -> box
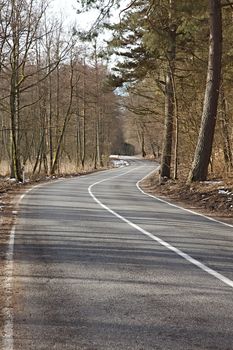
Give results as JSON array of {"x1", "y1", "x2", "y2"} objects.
[
  {"x1": 93, "y1": 40, "x2": 103, "y2": 169},
  {"x1": 51, "y1": 54, "x2": 74, "y2": 175},
  {"x1": 160, "y1": 0, "x2": 176, "y2": 180},
  {"x1": 81, "y1": 57, "x2": 87, "y2": 169},
  {"x1": 188, "y1": 0, "x2": 222, "y2": 182},
  {"x1": 172, "y1": 69, "x2": 179, "y2": 180},
  {"x1": 220, "y1": 88, "x2": 233, "y2": 171},
  {"x1": 136, "y1": 122, "x2": 146, "y2": 158},
  {"x1": 10, "y1": 0, "x2": 22, "y2": 181}
]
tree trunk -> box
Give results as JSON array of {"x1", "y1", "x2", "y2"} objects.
[
  {"x1": 188, "y1": 0, "x2": 222, "y2": 182},
  {"x1": 75, "y1": 70, "x2": 82, "y2": 169},
  {"x1": 49, "y1": 73, "x2": 53, "y2": 173},
  {"x1": 173, "y1": 74, "x2": 179, "y2": 180},
  {"x1": 220, "y1": 88, "x2": 233, "y2": 171},
  {"x1": 81, "y1": 57, "x2": 87, "y2": 169},
  {"x1": 94, "y1": 119, "x2": 101, "y2": 168},
  {"x1": 10, "y1": 1, "x2": 22, "y2": 181},
  {"x1": 76, "y1": 118, "x2": 81, "y2": 168},
  {"x1": 93, "y1": 40, "x2": 103, "y2": 169},
  {"x1": 160, "y1": 0, "x2": 176, "y2": 180},
  {"x1": 141, "y1": 127, "x2": 146, "y2": 158},
  {"x1": 144, "y1": 124, "x2": 157, "y2": 159},
  {"x1": 33, "y1": 131, "x2": 45, "y2": 174},
  {"x1": 55, "y1": 64, "x2": 61, "y2": 173},
  {"x1": 51, "y1": 54, "x2": 74, "y2": 175},
  {"x1": 136, "y1": 122, "x2": 146, "y2": 158}
]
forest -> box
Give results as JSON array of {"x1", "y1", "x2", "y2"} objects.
[
  {"x1": 0, "y1": 0, "x2": 125, "y2": 182},
  {"x1": 0, "y1": 0, "x2": 232, "y2": 186}
]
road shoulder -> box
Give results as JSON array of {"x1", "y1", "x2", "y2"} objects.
[{"x1": 140, "y1": 172, "x2": 233, "y2": 227}]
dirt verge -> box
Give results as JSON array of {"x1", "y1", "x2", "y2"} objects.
[{"x1": 141, "y1": 170, "x2": 233, "y2": 226}]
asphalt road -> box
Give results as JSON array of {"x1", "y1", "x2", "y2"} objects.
[{"x1": 4, "y1": 159, "x2": 233, "y2": 349}]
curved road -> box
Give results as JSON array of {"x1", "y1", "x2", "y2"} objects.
[{"x1": 3, "y1": 159, "x2": 233, "y2": 349}]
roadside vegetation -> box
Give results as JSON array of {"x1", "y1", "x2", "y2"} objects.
[{"x1": 0, "y1": 0, "x2": 126, "y2": 184}]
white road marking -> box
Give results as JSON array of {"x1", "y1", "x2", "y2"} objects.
[{"x1": 88, "y1": 167, "x2": 233, "y2": 289}]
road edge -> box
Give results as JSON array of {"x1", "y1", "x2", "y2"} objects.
[{"x1": 136, "y1": 169, "x2": 233, "y2": 229}]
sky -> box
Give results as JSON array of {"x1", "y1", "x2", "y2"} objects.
[
  {"x1": 51, "y1": 0, "x2": 119, "y2": 70},
  {"x1": 51, "y1": 0, "x2": 99, "y2": 30}
]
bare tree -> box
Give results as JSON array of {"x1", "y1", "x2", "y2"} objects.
[
  {"x1": 1, "y1": 0, "x2": 50, "y2": 180},
  {"x1": 50, "y1": 46, "x2": 75, "y2": 174}
]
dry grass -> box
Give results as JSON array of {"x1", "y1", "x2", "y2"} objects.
[
  {"x1": 0, "y1": 160, "x2": 10, "y2": 177},
  {"x1": 0, "y1": 159, "x2": 103, "y2": 177}
]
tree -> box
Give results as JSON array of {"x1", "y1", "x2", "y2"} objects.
[
  {"x1": 188, "y1": 0, "x2": 222, "y2": 182},
  {"x1": 50, "y1": 47, "x2": 75, "y2": 175},
  {"x1": 159, "y1": 0, "x2": 177, "y2": 180},
  {"x1": 0, "y1": 1, "x2": 124, "y2": 178},
  {"x1": 105, "y1": 0, "x2": 206, "y2": 178},
  {"x1": 9, "y1": 0, "x2": 50, "y2": 181},
  {"x1": 0, "y1": 0, "x2": 52, "y2": 180}
]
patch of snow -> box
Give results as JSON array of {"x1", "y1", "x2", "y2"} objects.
[
  {"x1": 203, "y1": 180, "x2": 223, "y2": 185},
  {"x1": 218, "y1": 189, "x2": 232, "y2": 195},
  {"x1": 8, "y1": 178, "x2": 17, "y2": 183},
  {"x1": 109, "y1": 154, "x2": 142, "y2": 160},
  {"x1": 111, "y1": 159, "x2": 129, "y2": 168},
  {"x1": 118, "y1": 155, "x2": 141, "y2": 160},
  {"x1": 109, "y1": 155, "x2": 120, "y2": 159}
]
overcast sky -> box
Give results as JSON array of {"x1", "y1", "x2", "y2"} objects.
[
  {"x1": 52, "y1": 0, "x2": 77, "y2": 17},
  {"x1": 51, "y1": 0, "x2": 99, "y2": 30}
]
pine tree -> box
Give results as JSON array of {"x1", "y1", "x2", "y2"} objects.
[{"x1": 188, "y1": 0, "x2": 222, "y2": 182}]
